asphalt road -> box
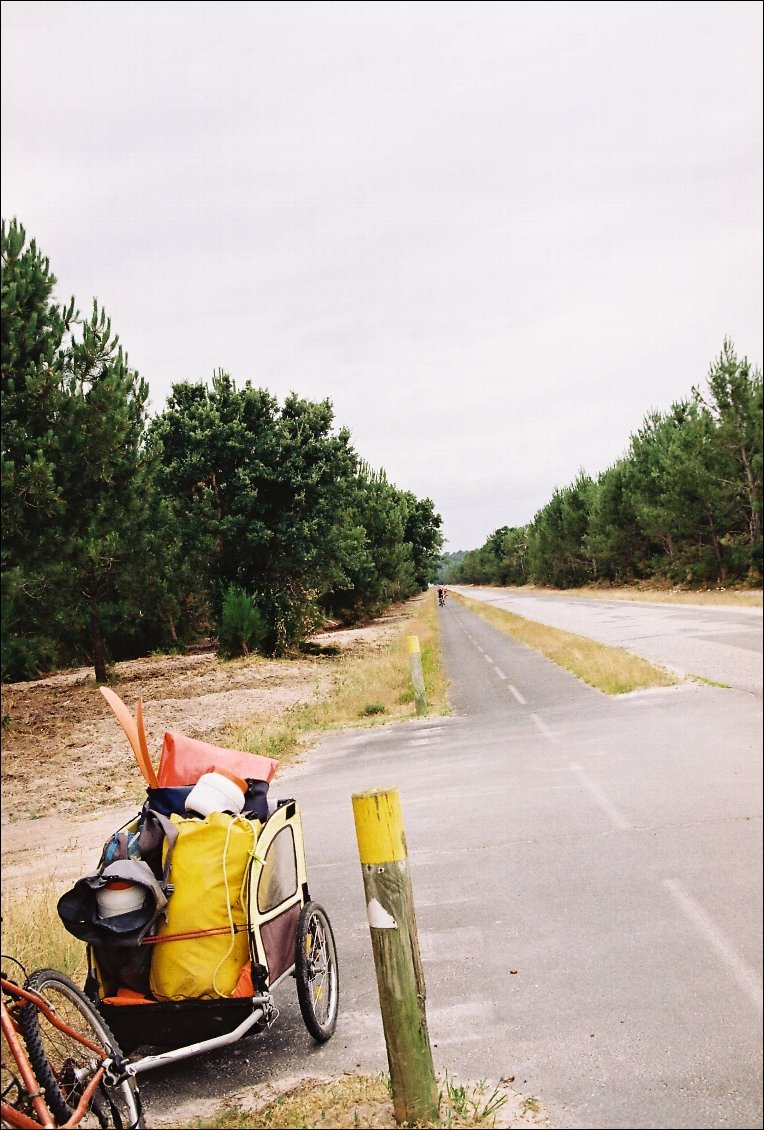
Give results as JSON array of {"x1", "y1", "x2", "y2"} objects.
[
  {"x1": 140, "y1": 595, "x2": 763, "y2": 1129},
  {"x1": 449, "y1": 586, "x2": 764, "y2": 696}
]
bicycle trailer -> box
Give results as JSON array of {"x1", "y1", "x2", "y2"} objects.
[{"x1": 57, "y1": 691, "x2": 339, "y2": 1074}]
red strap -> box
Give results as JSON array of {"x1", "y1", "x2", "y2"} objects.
[{"x1": 140, "y1": 923, "x2": 247, "y2": 945}]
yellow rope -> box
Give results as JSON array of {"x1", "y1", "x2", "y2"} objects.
[{"x1": 212, "y1": 817, "x2": 258, "y2": 997}]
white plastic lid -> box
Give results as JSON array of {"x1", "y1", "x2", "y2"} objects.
[
  {"x1": 97, "y1": 881, "x2": 145, "y2": 919},
  {"x1": 185, "y1": 770, "x2": 246, "y2": 818}
]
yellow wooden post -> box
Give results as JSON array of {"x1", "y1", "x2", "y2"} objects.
[
  {"x1": 406, "y1": 635, "x2": 427, "y2": 716},
  {"x1": 352, "y1": 788, "x2": 439, "y2": 1126}
]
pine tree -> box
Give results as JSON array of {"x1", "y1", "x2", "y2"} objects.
[
  {"x1": 2, "y1": 220, "x2": 76, "y2": 677},
  {"x1": 695, "y1": 340, "x2": 763, "y2": 552},
  {"x1": 1, "y1": 218, "x2": 74, "y2": 564},
  {"x1": 52, "y1": 302, "x2": 151, "y2": 681}
]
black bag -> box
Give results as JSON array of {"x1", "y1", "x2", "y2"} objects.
[
  {"x1": 57, "y1": 859, "x2": 170, "y2": 948},
  {"x1": 143, "y1": 785, "x2": 194, "y2": 818},
  {"x1": 242, "y1": 778, "x2": 269, "y2": 822},
  {"x1": 88, "y1": 939, "x2": 155, "y2": 996},
  {"x1": 61, "y1": 812, "x2": 179, "y2": 1000},
  {"x1": 60, "y1": 807, "x2": 178, "y2": 942}
]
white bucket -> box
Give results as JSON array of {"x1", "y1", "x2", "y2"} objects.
[
  {"x1": 97, "y1": 880, "x2": 145, "y2": 919},
  {"x1": 185, "y1": 769, "x2": 247, "y2": 818}
]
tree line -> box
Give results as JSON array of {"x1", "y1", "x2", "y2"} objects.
[
  {"x1": 1, "y1": 219, "x2": 443, "y2": 683},
  {"x1": 443, "y1": 341, "x2": 762, "y2": 590}
]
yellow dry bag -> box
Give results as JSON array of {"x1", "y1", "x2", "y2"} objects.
[{"x1": 149, "y1": 812, "x2": 258, "y2": 1001}]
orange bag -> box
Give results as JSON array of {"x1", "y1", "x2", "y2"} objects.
[{"x1": 157, "y1": 731, "x2": 278, "y2": 787}]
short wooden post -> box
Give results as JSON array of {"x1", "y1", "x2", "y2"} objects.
[
  {"x1": 352, "y1": 788, "x2": 439, "y2": 1126},
  {"x1": 406, "y1": 635, "x2": 427, "y2": 716}
]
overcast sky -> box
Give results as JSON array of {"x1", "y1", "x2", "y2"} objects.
[{"x1": 2, "y1": 1, "x2": 762, "y2": 551}]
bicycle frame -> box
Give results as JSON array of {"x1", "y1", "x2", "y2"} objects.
[{"x1": 1, "y1": 977, "x2": 111, "y2": 1130}]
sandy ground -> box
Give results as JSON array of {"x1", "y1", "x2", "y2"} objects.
[{"x1": 0, "y1": 612, "x2": 406, "y2": 893}]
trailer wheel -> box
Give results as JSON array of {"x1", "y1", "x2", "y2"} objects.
[{"x1": 294, "y1": 902, "x2": 339, "y2": 1042}]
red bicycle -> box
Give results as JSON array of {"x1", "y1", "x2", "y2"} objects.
[{"x1": 1, "y1": 957, "x2": 143, "y2": 1129}]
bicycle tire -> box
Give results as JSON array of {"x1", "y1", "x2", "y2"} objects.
[
  {"x1": 18, "y1": 968, "x2": 144, "y2": 1129},
  {"x1": 294, "y1": 901, "x2": 339, "y2": 1042}
]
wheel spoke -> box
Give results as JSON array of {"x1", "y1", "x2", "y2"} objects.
[{"x1": 295, "y1": 902, "x2": 338, "y2": 1042}]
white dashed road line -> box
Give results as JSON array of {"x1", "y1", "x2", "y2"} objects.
[
  {"x1": 530, "y1": 712, "x2": 558, "y2": 743},
  {"x1": 569, "y1": 761, "x2": 630, "y2": 829},
  {"x1": 663, "y1": 878, "x2": 763, "y2": 1014}
]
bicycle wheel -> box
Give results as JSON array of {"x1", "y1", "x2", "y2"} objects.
[
  {"x1": 294, "y1": 901, "x2": 339, "y2": 1042},
  {"x1": 18, "y1": 968, "x2": 144, "y2": 1129}
]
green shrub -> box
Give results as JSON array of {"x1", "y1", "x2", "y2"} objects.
[{"x1": 217, "y1": 586, "x2": 268, "y2": 658}]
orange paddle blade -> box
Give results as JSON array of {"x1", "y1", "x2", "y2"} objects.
[
  {"x1": 136, "y1": 697, "x2": 159, "y2": 787},
  {"x1": 100, "y1": 687, "x2": 159, "y2": 787}
]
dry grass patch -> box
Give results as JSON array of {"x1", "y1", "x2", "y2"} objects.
[
  {"x1": 453, "y1": 593, "x2": 677, "y2": 694},
  {"x1": 1, "y1": 882, "x2": 87, "y2": 982},
  {"x1": 225, "y1": 591, "x2": 449, "y2": 765},
  {"x1": 169, "y1": 1072, "x2": 548, "y2": 1129}
]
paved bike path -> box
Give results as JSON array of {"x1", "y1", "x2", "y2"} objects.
[{"x1": 140, "y1": 599, "x2": 762, "y2": 1129}]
